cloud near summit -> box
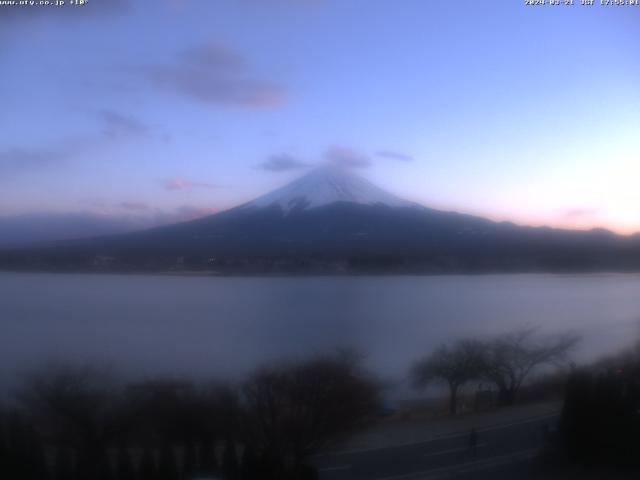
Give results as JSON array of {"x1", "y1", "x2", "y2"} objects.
[
  {"x1": 325, "y1": 147, "x2": 372, "y2": 169},
  {"x1": 256, "y1": 147, "x2": 379, "y2": 174}
]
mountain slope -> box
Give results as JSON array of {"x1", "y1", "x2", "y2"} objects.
[{"x1": 2, "y1": 167, "x2": 640, "y2": 273}]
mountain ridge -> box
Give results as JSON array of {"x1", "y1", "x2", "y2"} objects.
[{"x1": 2, "y1": 168, "x2": 640, "y2": 274}]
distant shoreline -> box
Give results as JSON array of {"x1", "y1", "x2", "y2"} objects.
[{"x1": 3, "y1": 267, "x2": 640, "y2": 278}]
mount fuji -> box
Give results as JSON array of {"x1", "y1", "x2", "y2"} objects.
[
  {"x1": 242, "y1": 165, "x2": 416, "y2": 212},
  {"x1": 2, "y1": 166, "x2": 640, "y2": 273}
]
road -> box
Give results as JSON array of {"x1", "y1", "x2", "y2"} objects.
[{"x1": 314, "y1": 414, "x2": 558, "y2": 480}]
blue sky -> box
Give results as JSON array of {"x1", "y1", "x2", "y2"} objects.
[{"x1": 1, "y1": 0, "x2": 640, "y2": 233}]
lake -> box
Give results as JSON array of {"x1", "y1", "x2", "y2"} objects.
[{"x1": 2, "y1": 272, "x2": 640, "y2": 398}]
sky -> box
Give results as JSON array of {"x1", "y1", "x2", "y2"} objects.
[{"x1": 1, "y1": 0, "x2": 640, "y2": 239}]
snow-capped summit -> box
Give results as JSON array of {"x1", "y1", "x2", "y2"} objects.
[{"x1": 244, "y1": 165, "x2": 416, "y2": 213}]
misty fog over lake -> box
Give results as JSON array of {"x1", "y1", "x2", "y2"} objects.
[{"x1": 2, "y1": 272, "x2": 639, "y2": 398}]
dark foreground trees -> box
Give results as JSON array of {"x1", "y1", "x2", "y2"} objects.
[
  {"x1": 1, "y1": 365, "x2": 239, "y2": 480},
  {"x1": 411, "y1": 328, "x2": 579, "y2": 414},
  {"x1": 559, "y1": 346, "x2": 640, "y2": 468},
  {"x1": 19, "y1": 364, "x2": 122, "y2": 479},
  {"x1": 483, "y1": 328, "x2": 579, "y2": 405},
  {"x1": 242, "y1": 353, "x2": 380, "y2": 478},
  {"x1": 0, "y1": 353, "x2": 379, "y2": 480},
  {"x1": 0, "y1": 411, "x2": 47, "y2": 480},
  {"x1": 411, "y1": 340, "x2": 485, "y2": 415}
]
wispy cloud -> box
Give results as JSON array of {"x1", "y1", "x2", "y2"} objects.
[
  {"x1": 99, "y1": 110, "x2": 149, "y2": 140},
  {"x1": 256, "y1": 153, "x2": 310, "y2": 172},
  {"x1": 0, "y1": 138, "x2": 91, "y2": 176},
  {"x1": 561, "y1": 207, "x2": 599, "y2": 219},
  {"x1": 144, "y1": 42, "x2": 287, "y2": 109},
  {"x1": 163, "y1": 176, "x2": 218, "y2": 191},
  {"x1": 325, "y1": 146, "x2": 372, "y2": 169},
  {"x1": 376, "y1": 150, "x2": 414, "y2": 162},
  {"x1": 118, "y1": 201, "x2": 150, "y2": 211},
  {"x1": 0, "y1": 147, "x2": 67, "y2": 173},
  {"x1": 0, "y1": 110, "x2": 150, "y2": 177},
  {"x1": 182, "y1": 43, "x2": 245, "y2": 72}
]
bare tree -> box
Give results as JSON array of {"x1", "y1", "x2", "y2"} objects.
[
  {"x1": 483, "y1": 327, "x2": 579, "y2": 405},
  {"x1": 19, "y1": 364, "x2": 123, "y2": 479},
  {"x1": 242, "y1": 353, "x2": 380, "y2": 474},
  {"x1": 411, "y1": 339, "x2": 485, "y2": 415}
]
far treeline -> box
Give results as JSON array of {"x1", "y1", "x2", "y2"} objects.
[{"x1": 6, "y1": 250, "x2": 640, "y2": 274}]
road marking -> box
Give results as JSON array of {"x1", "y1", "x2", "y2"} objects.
[
  {"x1": 318, "y1": 412, "x2": 558, "y2": 457},
  {"x1": 373, "y1": 448, "x2": 537, "y2": 480},
  {"x1": 318, "y1": 464, "x2": 351, "y2": 472},
  {"x1": 423, "y1": 443, "x2": 487, "y2": 458}
]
